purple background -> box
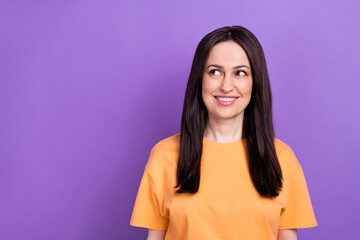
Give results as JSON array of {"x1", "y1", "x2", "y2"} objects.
[{"x1": 1, "y1": 0, "x2": 359, "y2": 239}]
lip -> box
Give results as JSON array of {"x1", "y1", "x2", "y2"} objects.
[
  {"x1": 215, "y1": 95, "x2": 239, "y2": 98},
  {"x1": 214, "y1": 96, "x2": 239, "y2": 106}
]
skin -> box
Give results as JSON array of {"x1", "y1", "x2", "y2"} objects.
[
  {"x1": 146, "y1": 40, "x2": 297, "y2": 240},
  {"x1": 202, "y1": 40, "x2": 252, "y2": 143},
  {"x1": 147, "y1": 229, "x2": 166, "y2": 240},
  {"x1": 277, "y1": 229, "x2": 298, "y2": 240}
]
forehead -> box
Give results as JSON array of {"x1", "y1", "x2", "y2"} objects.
[{"x1": 206, "y1": 41, "x2": 250, "y2": 66}]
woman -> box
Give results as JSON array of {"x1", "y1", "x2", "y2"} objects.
[{"x1": 130, "y1": 26, "x2": 317, "y2": 240}]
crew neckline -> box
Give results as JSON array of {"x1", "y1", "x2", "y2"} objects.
[{"x1": 203, "y1": 137, "x2": 245, "y2": 145}]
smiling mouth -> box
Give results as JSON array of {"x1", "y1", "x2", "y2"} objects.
[
  {"x1": 214, "y1": 96, "x2": 239, "y2": 102},
  {"x1": 214, "y1": 96, "x2": 239, "y2": 106}
]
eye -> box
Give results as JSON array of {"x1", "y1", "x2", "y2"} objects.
[
  {"x1": 209, "y1": 69, "x2": 222, "y2": 76},
  {"x1": 236, "y1": 70, "x2": 247, "y2": 76}
]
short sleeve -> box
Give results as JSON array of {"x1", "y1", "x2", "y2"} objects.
[
  {"x1": 130, "y1": 168, "x2": 169, "y2": 230},
  {"x1": 278, "y1": 166, "x2": 318, "y2": 229}
]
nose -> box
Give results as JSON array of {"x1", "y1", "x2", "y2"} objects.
[{"x1": 219, "y1": 74, "x2": 234, "y2": 93}]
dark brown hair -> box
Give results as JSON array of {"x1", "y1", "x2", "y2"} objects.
[{"x1": 175, "y1": 25, "x2": 282, "y2": 198}]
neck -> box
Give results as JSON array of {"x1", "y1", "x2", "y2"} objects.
[{"x1": 203, "y1": 113, "x2": 244, "y2": 143}]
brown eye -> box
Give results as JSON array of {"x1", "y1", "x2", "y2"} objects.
[
  {"x1": 209, "y1": 69, "x2": 221, "y2": 76},
  {"x1": 236, "y1": 70, "x2": 247, "y2": 76}
]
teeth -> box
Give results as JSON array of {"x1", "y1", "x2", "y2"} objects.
[{"x1": 216, "y1": 97, "x2": 237, "y2": 102}]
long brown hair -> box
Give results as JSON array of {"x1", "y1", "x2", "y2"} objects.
[{"x1": 175, "y1": 26, "x2": 282, "y2": 198}]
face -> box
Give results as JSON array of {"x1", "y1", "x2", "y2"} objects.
[{"x1": 202, "y1": 40, "x2": 253, "y2": 122}]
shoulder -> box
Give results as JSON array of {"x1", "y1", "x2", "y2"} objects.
[
  {"x1": 151, "y1": 133, "x2": 180, "y2": 156},
  {"x1": 274, "y1": 138, "x2": 302, "y2": 177},
  {"x1": 145, "y1": 133, "x2": 180, "y2": 174}
]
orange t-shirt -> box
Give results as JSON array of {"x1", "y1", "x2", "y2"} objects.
[{"x1": 130, "y1": 134, "x2": 317, "y2": 239}]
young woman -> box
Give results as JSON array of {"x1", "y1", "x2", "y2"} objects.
[{"x1": 130, "y1": 26, "x2": 317, "y2": 240}]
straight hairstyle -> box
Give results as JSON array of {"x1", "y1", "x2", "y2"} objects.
[{"x1": 175, "y1": 26, "x2": 282, "y2": 198}]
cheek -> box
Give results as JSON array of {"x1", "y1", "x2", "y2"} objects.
[
  {"x1": 201, "y1": 77, "x2": 216, "y2": 109},
  {"x1": 237, "y1": 79, "x2": 253, "y2": 96},
  {"x1": 247, "y1": 81, "x2": 253, "y2": 95},
  {"x1": 202, "y1": 77, "x2": 218, "y2": 95}
]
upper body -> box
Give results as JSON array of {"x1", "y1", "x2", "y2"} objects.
[
  {"x1": 130, "y1": 25, "x2": 317, "y2": 239},
  {"x1": 130, "y1": 134, "x2": 317, "y2": 239}
]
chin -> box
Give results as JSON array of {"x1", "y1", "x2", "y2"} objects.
[{"x1": 213, "y1": 113, "x2": 243, "y2": 120}]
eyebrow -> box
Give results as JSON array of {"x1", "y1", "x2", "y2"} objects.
[{"x1": 206, "y1": 64, "x2": 250, "y2": 70}]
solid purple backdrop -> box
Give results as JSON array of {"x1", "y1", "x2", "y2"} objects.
[{"x1": 1, "y1": 0, "x2": 359, "y2": 239}]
